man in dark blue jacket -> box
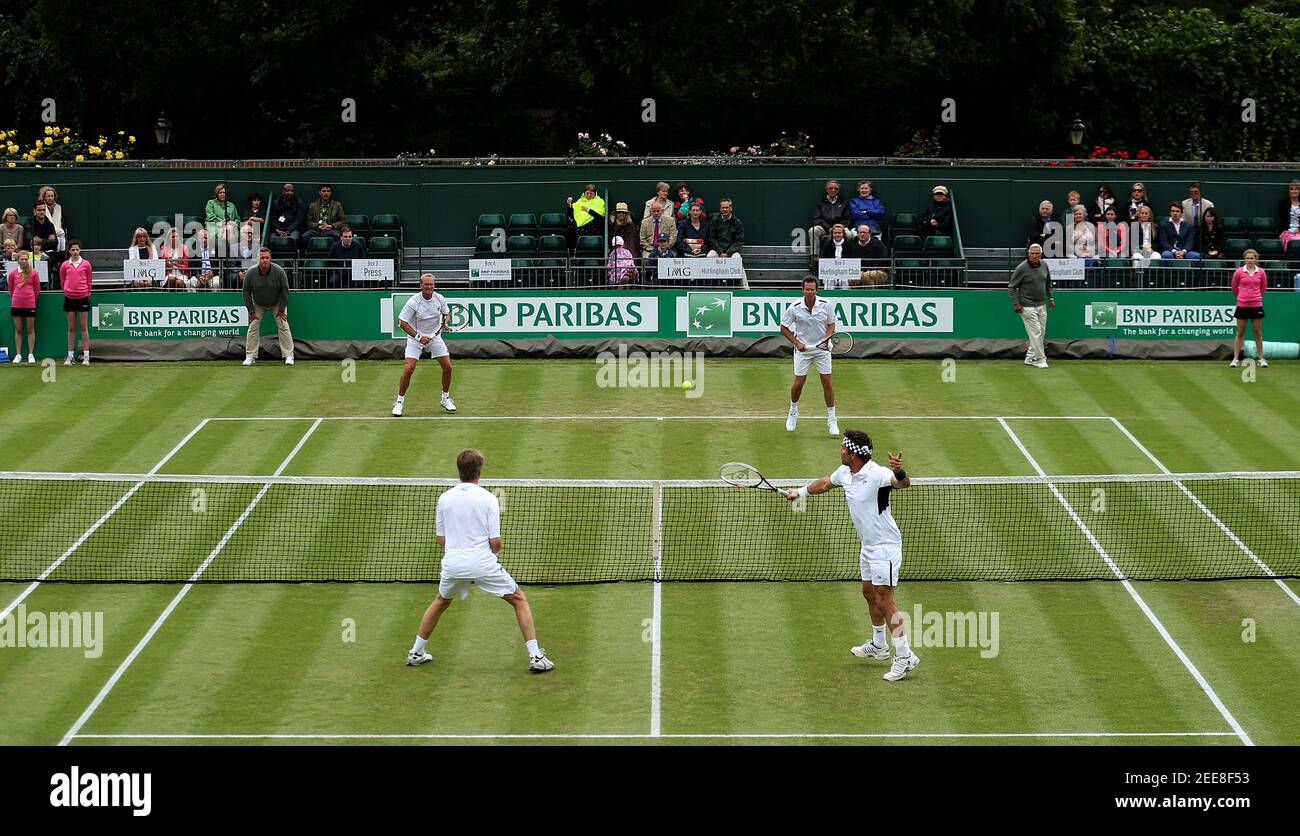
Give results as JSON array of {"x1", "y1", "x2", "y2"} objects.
[
  {"x1": 810, "y1": 180, "x2": 852, "y2": 263},
  {"x1": 1157, "y1": 203, "x2": 1199, "y2": 259},
  {"x1": 270, "y1": 183, "x2": 307, "y2": 242},
  {"x1": 327, "y1": 226, "x2": 368, "y2": 287}
]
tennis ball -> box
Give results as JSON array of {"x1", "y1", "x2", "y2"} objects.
[{"x1": 681, "y1": 380, "x2": 694, "y2": 390}]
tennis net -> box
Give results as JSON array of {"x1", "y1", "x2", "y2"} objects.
[{"x1": 1, "y1": 470, "x2": 1297, "y2": 583}]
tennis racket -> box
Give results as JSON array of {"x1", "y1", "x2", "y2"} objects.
[
  {"x1": 433, "y1": 306, "x2": 467, "y2": 337},
  {"x1": 814, "y1": 332, "x2": 853, "y2": 355},
  {"x1": 719, "y1": 461, "x2": 783, "y2": 495}
]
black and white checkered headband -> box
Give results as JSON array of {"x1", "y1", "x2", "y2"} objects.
[{"x1": 842, "y1": 437, "x2": 872, "y2": 457}]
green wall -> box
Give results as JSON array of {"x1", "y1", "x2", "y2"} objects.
[{"x1": 3, "y1": 163, "x2": 1298, "y2": 252}]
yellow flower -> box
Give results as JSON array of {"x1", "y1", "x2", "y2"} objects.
[
  {"x1": 43, "y1": 125, "x2": 52, "y2": 136},
  {"x1": 117, "y1": 130, "x2": 125, "y2": 135},
  {"x1": 5, "y1": 144, "x2": 15, "y2": 154},
  {"x1": 44, "y1": 137, "x2": 52, "y2": 146},
  {"x1": 5, "y1": 162, "x2": 14, "y2": 168},
  {"x1": 75, "y1": 154, "x2": 84, "y2": 162},
  {"x1": 128, "y1": 135, "x2": 136, "y2": 144},
  {"x1": 62, "y1": 136, "x2": 69, "y2": 144},
  {"x1": 88, "y1": 146, "x2": 100, "y2": 155},
  {"x1": 97, "y1": 136, "x2": 107, "y2": 145},
  {"x1": 117, "y1": 150, "x2": 126, "y2": 159}
]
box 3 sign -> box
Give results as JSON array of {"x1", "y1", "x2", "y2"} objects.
[{"x1": 94, "y1": 303, "x2": 248, "y2": 338}]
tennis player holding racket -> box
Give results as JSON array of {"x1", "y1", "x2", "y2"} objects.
[
  {"x1": 780, "y1": 276, "x2": 839, "y2": 435},
  {"x1": 393, "y1": 272, "x2": 457, "y2": 416},
  {"x1": 785, "y1": 429, "x2": 920, "y2": 681}
]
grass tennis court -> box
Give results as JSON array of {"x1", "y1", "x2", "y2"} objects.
[{"x1": 1, "y1": 358, "x2": 1298, "y2": 745}]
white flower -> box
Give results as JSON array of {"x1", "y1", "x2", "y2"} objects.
[{"x1": 599, "y1": 147, "x2": 607, "y2": 155}]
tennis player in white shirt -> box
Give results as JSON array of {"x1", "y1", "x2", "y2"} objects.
[
  {"x1": 779, "y1": 276, "x2": 839, "y2": 436},
  {"x1": 786, "y1": 428, "x2": 920, "y2": 681},
  {"x1": 406, "y1": 449, "x2": 554, "y2": 672},
  {"x1": 393, "y1": 273, "x2": 457, "y2": 417}
]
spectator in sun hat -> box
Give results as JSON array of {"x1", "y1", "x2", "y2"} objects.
[
  {"x1": 918, "y1": 185, "x2": 953, "y2": 237},
  {"x1": 608, "y1": 201, "x2": 638, "y2": 257}
]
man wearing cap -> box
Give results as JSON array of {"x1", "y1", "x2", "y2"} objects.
[
  {"x1": 609, "y1": 202, "x2": 638, "y2": 257},
  {"x1": 919, "y1": 186, "x2": 954, "y2": 238},
  {"x1": 647, "y1": 230, "x2": 675, "y2": 280},
  {"x1": 639, "y1": 200, "x2": 677, "y2": 258}
]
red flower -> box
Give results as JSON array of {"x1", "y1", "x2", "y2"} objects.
[
  {"x1": 1136, "y1": 150, "x2": 1150, "y2": 158},
  {"x1": 1049, "y1": 161, "x2": 1059, "y2": 166}
]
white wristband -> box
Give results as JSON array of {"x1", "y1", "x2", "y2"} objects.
[{"x1": 797, "y1": 486, "x2": 810, "y2": 499}]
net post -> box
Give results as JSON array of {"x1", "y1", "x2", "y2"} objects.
[{"x1": 651, "y1": 480, "x2": 663, "y2": 582}]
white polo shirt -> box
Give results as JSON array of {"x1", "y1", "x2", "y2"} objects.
[
  {"x1": 435, "y1": 482, "x2": 501, "y2": 567},
  {"x1": 830, "y1": 460, "x2": 902, "y2": 550},
  {"x1": 400, "y1": 291, "x2": 449, "y2": 337},
  {"x1": 780, "y1": 297, "x2": 836, "y2": 348}
]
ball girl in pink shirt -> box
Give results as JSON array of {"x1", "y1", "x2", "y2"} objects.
[
  {"x1": 7, "y1": 250, "x2": 39, "y2": 363},
  {"x1": 58, "y1": 240, "x2": 93, "y2": 365},
  {"x1": 1229, "y1": 248, "x2": 1267, "y2": 368}
]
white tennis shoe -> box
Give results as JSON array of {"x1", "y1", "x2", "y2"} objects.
[
  {"x1": 529, "y1": 651, "x2": 555, "y2": 673},
  {"x1": 284, "y1": 355, "x2": 295, "y2": 366},
  {"x1": 1260, "y1": 358, "x2": 1269, "y2": 368},
  {"x1": 850, "y1": 641, "x2": 890, "y2": 661},
  {"x1": 391, "y1": 397, "x2": 404, "y2": 417},
  {"x1": 406, "y1": 650, "x2": 432, "y2": 666},
  {"x1": 440, "y1": 393, "x2": 457, "y2": 413},
  {"x1": 1034, "y1": 359, "x2": 1049, "y2": 369},
  {"x1": 786, "y1": 408, "x2": 798, "y2": 432},
  {"x1": 828, "y1": 418, "x2": 839, "y2": 436},
  {"x1": 243, "y1": 357, "x2": 256, "y2": 366},
  {"x1": 1228, "y1": 359, "x2": 1239, "y2": 367},
  {"x1": 883, "y1": 653, "x2": 920, "y2": 681}
]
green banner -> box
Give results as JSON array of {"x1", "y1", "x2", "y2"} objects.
[{"x1": 3, "y1": 289, "x2": 1297, "y2": 358}]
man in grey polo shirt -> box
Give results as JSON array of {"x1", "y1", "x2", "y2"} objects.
[
  {"x1": 241, "y1": 247, "x2": 294, "y2": 366},
  {"x1": 1009, "y1": 243, "x2": 1055, "y2": 368}
]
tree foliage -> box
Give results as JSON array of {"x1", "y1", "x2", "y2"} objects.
[{"x1": 0, "y1": 1, "x2": 1291, "y2": 160}]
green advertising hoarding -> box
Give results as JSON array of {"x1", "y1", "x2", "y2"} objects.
[{"x1": 2, "y1": 289, "x2": 1295, "y2": 359}]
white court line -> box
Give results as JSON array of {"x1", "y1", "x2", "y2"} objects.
[
  {"x1": 1109, "y1": 417, "x2": 1300, "y2": 608},
  {"x1": 997, "y1": 418, "x2": 1254, "y2": 746},
  {"x1": 70, "y1": 731, "x2": 1239, "y2": 741},
  {"x1": 203, "y1": 414, "x2": 1114, "y2": 422},
  {"x1": 1, "y1": 418, "x2": 211, "y2": 621},
  {"x1": 58, "y1": 419, "x2": 324, "y2": 747},
  {"x1": 650, "y1": 482, "x2": 663, "y2": 738}
]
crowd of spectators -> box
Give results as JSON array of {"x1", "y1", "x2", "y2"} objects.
[{"x1": 1027, "y1": 179, "x2": 1300, "y2": 268}]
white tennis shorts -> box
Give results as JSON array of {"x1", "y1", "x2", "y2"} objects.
[
  {"x1": 405, "y1": 335, "x2": 449, "y2": 360},
  {"x1": 794, "y1": 347, "x2": 832, "y2": 376},
  {"x1": 438, "y1": 558, "x2": 519, "y2": 600},
  {"x1": 860, "y1": 544, "x2": 902, "y2": 587}
]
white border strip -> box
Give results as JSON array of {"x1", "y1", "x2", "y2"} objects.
[
  {"x1": 0, "y1": 418, "x2": 211, "y2": 621},
  {"x1": 997, "y1": 418, "x2": 1254, "y2": 746},
  {"x1": 1109, "y1": 417, "x2": 1300, "y2": 608},
  {"x1": 5, "y1": 469, "x2": 1297, "y2": 489},
  {"x1": 58, "y1": 419, "x2": 324, "y2": 747},
  {"x1": 203, "y1": 415, "x2": 1115, "y2": 422},
  {"x1": 69, "y1": 731, "x2": 1239, "y2": 741},
  {"x1": 650, "y1": 480, "x2": 663, "y2": 738}
]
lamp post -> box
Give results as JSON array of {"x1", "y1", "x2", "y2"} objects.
[
  {"x1": 154, "y1": 112, "x2": 173, "y2": 156},
  {"x1": 1069, "y1": 117, "x2": 1086, "y2": 151}
]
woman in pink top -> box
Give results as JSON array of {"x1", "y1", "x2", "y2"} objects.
[
  {"x1": 1229, "y1": 248, "x2": 1267, "y2": 368},
  {"x1": 58, "y1": 240, "x2": 93, "y2": 365},
  {"x1": 7, "y1": 250, "x2": 39, "y2": 364}
]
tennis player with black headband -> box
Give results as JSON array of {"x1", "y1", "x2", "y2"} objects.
[{"x1": 786, "y1": 429, "x2": 920, "y2": 681}]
